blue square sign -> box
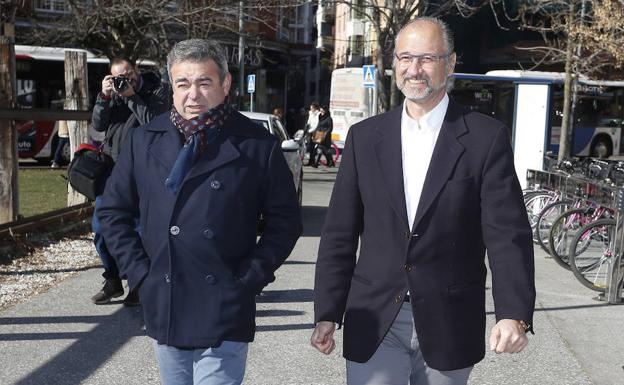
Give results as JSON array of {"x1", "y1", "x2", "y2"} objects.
[
  {"x1": 362, "y1": 65, "x2": 376, "y2": 88},
  {"x1": 247, "y1": 74, "x2": 256, "y2": 93}
]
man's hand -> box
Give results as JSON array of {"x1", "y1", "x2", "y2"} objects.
[
  {"x1": 489, "y1": 319, "x2": 529, "y2": 354},
  {"x1": 310, "y1": 321, "x2": 336, "y2": 354},
  {"x1": 101, "y1": 75, "x2": 114, "y2": 97}
]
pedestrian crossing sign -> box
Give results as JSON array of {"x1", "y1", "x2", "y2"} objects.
[{"x1": 362, "y1": 65, "x2": 376, "y2": 88}]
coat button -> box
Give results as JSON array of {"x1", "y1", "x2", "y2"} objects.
[
  {"x1": 203, "y1": 229, "x2": 214, "y2": 239},
  {"x1": 210, "y1": 180, "x2": 221, "y2": 190},
  {"x1": 205, "y1": 274, "x2": 216, "y2": 285},
  {"x1": 405, "y1": 264, "x2": 412, "y2": 272},
  {"x1": 394, "y1": 295, "x2": 402, "y2": 303},
  {"x1": 170, "y1": 225, "x2": 180, "y2": 236}
]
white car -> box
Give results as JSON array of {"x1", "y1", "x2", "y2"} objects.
[{"x1": 240, "y1": 111, "x2": 304, "y2": 204}]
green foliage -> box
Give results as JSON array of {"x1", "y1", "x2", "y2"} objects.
[{"x1": 18, "y1": 169, "x2": 68, "y2": 218}]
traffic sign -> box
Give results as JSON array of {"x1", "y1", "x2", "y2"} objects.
[
  {"x1": 247, "y1": 74, "x2": 256, "y2": 93},
  {"x1": 362, "y1": 65, "x2": 376, "y2": 88}
]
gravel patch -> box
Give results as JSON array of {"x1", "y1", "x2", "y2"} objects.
[{"x1": 0, "y1": 235, "x2": 101, "y2": 310}]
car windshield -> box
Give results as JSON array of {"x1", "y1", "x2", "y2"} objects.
[{"x1": 250, "y1": 119, "x2": 269, "y2": 130}]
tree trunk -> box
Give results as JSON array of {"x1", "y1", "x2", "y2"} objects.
[
  {"x1": 64, "y1": 50, "x2": 90, "y2": 206},
  {"x1": 375, "y1": 51, "x2": 389, "y2": 113},
  {"x1": 558, "y1": 1, "x2": 576, "y2": 162},
  {"x1": 390, "y1": 70, "x2": 402, "y2": 109},
  {"x1": 0, "y1": 34, "x2": 18, "y2": 223}
]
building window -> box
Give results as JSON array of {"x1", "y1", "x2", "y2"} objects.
[{"x1": 33, "y1": 0, "x2": 71, "y2": 14}]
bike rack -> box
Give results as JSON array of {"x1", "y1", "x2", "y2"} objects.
[{"x1": 526, "y1": 169, "x2": 624, "y2": 304}]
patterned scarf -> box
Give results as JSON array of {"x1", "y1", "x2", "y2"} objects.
[{"x1": 165, "y1": 98, "x2": 233, "y2": 194}]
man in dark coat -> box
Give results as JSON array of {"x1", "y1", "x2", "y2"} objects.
[
  {"x1": 90, "y1": 57, "x2": 171, "y2": 306},
  {"x1": 310, "y1": 17, "x2": 535, "y2": 385},
  {"x1": 98, "y1": 39, "x2": 301, "y2": 385}
]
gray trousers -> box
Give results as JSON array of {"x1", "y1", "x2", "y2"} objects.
[{"x1": 346, "y1": 301, "x2": 473, "y2": 385}]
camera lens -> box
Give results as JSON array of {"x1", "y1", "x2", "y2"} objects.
[{"x1": 113, "y1": 76, "x2": 129, "y2": 91}]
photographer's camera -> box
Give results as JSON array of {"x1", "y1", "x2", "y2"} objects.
[{"x1": 113, "y1": 76, "x2": 129, "y2": 92}]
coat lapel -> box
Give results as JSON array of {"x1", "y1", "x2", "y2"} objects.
[
  {"x1": 373, "y1": 106, "x2": 410, "y2": 230},
  {"x1": 183, "y1": 137, "x2": 240, "y2": 182},
  {"x1": 147, "y1": 119, "x2": 182, "y2": 173},
  {"x1": 412, "y1": 100, "x2": 467, "y2": 231}
]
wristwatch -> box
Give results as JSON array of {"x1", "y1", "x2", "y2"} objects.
[{"x1": 519, "y1": 320, "x2": 534, "y2": 334}]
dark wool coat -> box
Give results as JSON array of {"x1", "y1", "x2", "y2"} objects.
[{"x1": 98, "y1": 111, "x2": 302, "y2": 348}]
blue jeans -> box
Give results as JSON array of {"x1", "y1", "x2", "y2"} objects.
[
  {"x1": 92, "y1": 196, "x2": 120, "y2": 280},
  {"x1": 154, "y1": 341, "x2": 248, "y2": 385}
]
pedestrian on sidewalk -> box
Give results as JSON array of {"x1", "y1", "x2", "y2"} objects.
[
  {"x1": 98, "y1": 39, "x2": 302, "y2": 385},
  {"x1": 51, "y1": 120, "x2": 69, "y2": 168},
  {"x1": 311, "y1": 17, "x2": 535, "y2": 385},
  {"x1": 311, "y1": 106, "x2": 334, "y2": 168},
  {"x1": 305, "y1": 102, "x2": 321, "y2": 166},
  {"x1": 90, "y1": 56, "x2": 171, "y2": 306}
]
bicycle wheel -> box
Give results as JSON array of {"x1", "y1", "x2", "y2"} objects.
[
  {"x1": 535, "y1": 200, "x2": 572, "y2": 254},
  {"x1": 548, "y1": 208, "x2": 590, "y2": 270},
  {"x1": 525, "y1": 193, "x2": 558, "y2": 242},
  {"x1": 569, "y1": 219, "x2": 618, "y2": 292}
]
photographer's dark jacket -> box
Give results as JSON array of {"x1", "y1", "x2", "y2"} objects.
[{"x1": 92, "y1": 72, "x2": 170, "y2": 161}]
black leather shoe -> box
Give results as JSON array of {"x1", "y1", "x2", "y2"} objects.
[
  {"x1": 123, "y1": 288, "x2": 141, "y2": 307},
  {"x1": 91, "y1": 279, "x2": 124, "y2": 304}
]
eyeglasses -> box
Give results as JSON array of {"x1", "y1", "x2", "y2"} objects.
[{"x1": 394, "y1": 53, "x2": 450, "y2": 67}]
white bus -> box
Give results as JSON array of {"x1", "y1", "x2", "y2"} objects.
[
  {"x1": 328, "y1": 68, "x2": 624, "y2": 187},
  {"x1": 329, "y1": 67, "x2": 374, "y2": 149}
]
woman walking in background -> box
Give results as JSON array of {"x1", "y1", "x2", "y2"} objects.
[{"x1": 312, "y1": 106, "x2": 334, "y2": 168}]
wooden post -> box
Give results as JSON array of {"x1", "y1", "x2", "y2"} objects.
[
  {"x1": 64, "y1": 50, "x2": 90, "y2": 206},
  {"x1": 0, "y1": 35, "x2": 19, "y2": 224}
]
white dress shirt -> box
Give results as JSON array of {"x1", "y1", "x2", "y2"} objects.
[{"x1": 401, "y1": 94, "x2": 449, "y2": 230}]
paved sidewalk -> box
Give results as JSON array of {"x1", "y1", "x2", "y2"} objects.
[{"x1": 0, "y1": 167, "x2": 622, "y2": 384}]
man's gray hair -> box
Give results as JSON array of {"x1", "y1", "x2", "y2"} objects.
[
  {"x1": 167, "y1": 39, "x2": 229, "y2": 83},
  {"x1": 394, "y1": 17, "x2": 455, "y2": 56}
]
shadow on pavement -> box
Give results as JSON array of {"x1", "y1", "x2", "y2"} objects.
[
  {"x1": 256, "y1": 289, "x2": 313, "y2": 303},
  {"x1": 4, "y1": 307, "x2": 144, "y2": 385},
  {"x1": 0, "y1": 265, "x2": 100, "y2": 276},
  {"x1": 301, "y1": 206, "x2": 328, "y2": 237},
  {"x1": 256, "y1": 309, "x2": 306, "y2": 317},
  {"x1": 282, "y1": 260, "x2": 315, "y2": 265},
  {"x1": 256, "y1": 323, "x2": 315, "y2": 332}
]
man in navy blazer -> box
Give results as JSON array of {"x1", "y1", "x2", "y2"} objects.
[
  {"x1": 311, "y1": 18, "x2": 535, "y2": 385},
  {"x1": 98, "y1": 39, "x2": 302, "y2": 385}
]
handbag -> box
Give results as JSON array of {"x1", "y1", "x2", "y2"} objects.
[
  {"x1": 67, "y1": 143, "x2": 114, "y2": 200},
  {"x1": 312, "y1": 130, "x2": 327, "y2": 144}
]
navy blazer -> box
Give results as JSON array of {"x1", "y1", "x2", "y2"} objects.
[
  {"x1": 98, "y1": 111, "x2": 302, "y2": 348},
  {"x1": 314, "y1": 100, "x2": 535, "y2": 371}
]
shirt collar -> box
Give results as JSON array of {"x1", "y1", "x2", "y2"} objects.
[{"x1": 401, "y1": 93, "x2": 449, "y2": 132}]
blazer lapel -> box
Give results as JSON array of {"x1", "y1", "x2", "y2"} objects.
[
  {"x1": 412, "y1": 100, "x2": 467, "y2": 231},
  {"x1": 373, "y1": 106, "x2": 410, "y2": 230}
]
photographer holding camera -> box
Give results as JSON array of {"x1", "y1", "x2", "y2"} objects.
[{"x1": 90, "y1": 57, "x2": 171, "y2": 306}]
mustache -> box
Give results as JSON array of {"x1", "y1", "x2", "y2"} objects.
[{"x1": 402, "y1": 75, "x2": 430, "y2": 83}]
